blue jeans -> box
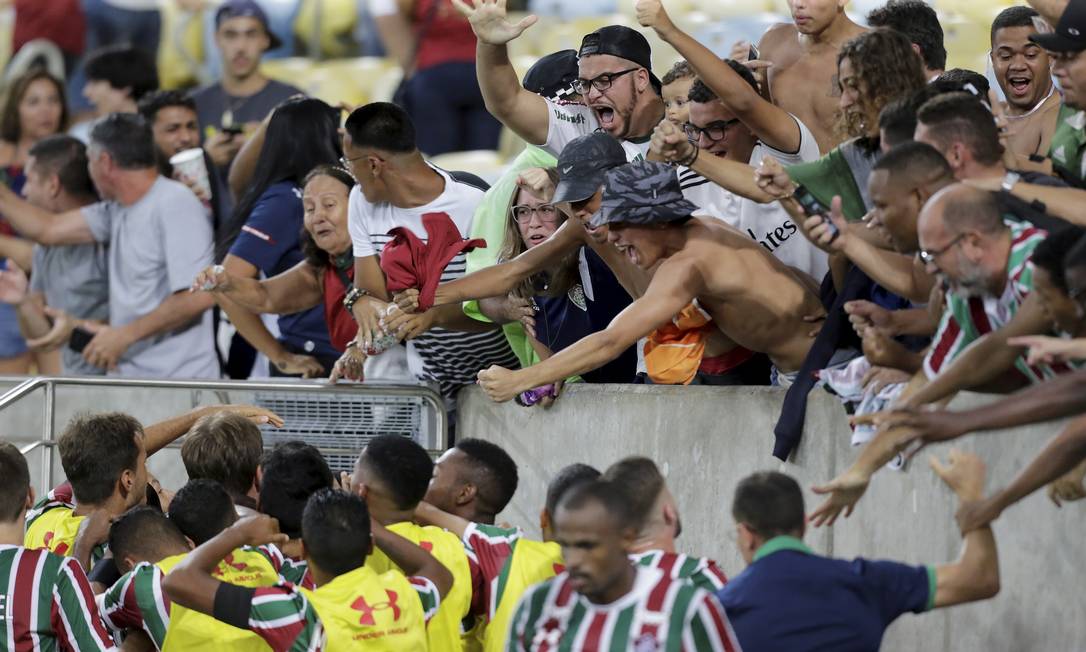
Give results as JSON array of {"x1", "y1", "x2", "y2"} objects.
[
  {"x1": 69, "y1": 0, "x2": 161, "y2": 112},
  {"x1": 403, "y1": 61, "x2": 502, "y2": 155}
]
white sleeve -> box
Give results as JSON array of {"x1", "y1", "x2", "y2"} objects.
[
  {"x1": 542, "y1": 99, "x2": 598, "y2": 158},
  {"x1": 762, "y1": 114, "x2": 820, "y2": 165},
  {"x1": 368, "y1": 0, "x2": 399, "y2": 17},
  {"x1": 348, "y1": 187, "x2": 377, "y2": 258}
]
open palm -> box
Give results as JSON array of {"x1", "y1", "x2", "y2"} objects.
[
  {"x1": 450, "y1": 0, "x2": 538, "y2": 45},
  {"x1": 0, "y1": 262, "x2": 29, "y2": 305}
]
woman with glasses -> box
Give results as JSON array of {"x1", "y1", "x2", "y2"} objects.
[
  {"x1": 485, "y1": 167, "x2": 637, "y2": 404},
  {"x1": 212, "y1": 98, "x2": 344, "y2": 378},
  {"x1": 193, "y1": 165, "x2": 359, "y2": 363}
]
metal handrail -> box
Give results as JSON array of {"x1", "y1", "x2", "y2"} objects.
[{"x1": 1, "y1": 377, "x2": 448, "y2": 492}]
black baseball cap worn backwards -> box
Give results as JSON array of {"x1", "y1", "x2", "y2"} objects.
[
  {"x1": 551, "y1": 132, "x2": 629, "y2": 204},
  {"x1": 1031, "y1": 0, "x2": 1086, "y2": 52},
  {"x1": 578, "y1": 26, "x2": 663, "y2": 91}
]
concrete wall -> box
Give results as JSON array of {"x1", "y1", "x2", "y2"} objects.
[{"x1": 458, "y1": 384, "x2": 1083, "y2": 651}]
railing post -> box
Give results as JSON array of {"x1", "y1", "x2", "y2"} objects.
[{"x1": 41, "y1": 380, "x2": 55, "y2": 497}]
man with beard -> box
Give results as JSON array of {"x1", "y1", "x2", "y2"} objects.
[
  {"x1": 991, "y1": 6, "x2": 1062, "y2": 167},
  {"x1": 756, "y1": 0, "x2": 867, "y2": 153},
  {"x1": 191, "y1": 1, "x2": 301, "y2": 182},
  {"x1": 451, "y1": 0, "x2": 719, "y2": 212},
  {"x1": 137, "y1": 90, "x2": 225, "y2": 225}
]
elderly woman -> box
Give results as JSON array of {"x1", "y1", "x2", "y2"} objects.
[{"x1": 192, "y1": 165, "x2": 358, "y2": 372}]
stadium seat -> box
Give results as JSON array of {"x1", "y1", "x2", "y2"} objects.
[
  {"x1": 294, "y1": 0, "x2": 359, "y2": 58},
  {"x1": 498, "y1": 126, "x2": 528, "y2": 163},
  {"x1": 429, "y1": 150, "x2": 508, "y2": 184},
  {"x1": 313, "y1": 57, "x2": 398, "y2": 107},
  {"x1": 158, "y1": 4, "x2": 205, "y2": 90},
  {"x1": 261, "y1": 57, "x2": 317, "y2": 86}
]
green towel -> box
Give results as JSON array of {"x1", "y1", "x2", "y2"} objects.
[{"x1": 785, "y1": 145, "x2": 867, "y2": 221}]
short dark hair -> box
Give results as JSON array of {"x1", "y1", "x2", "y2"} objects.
[
  {"x1": 453, "y1": 439, "x2": 519, "y2": 516},
  {"x1": 259, "y1": 441, "x2": 334, "y2": 539},
  {"x1": 360, "y1": 435, "x2": 433, "y2": 510},
  {"x1": 1065, "y1": 232, "x2": 1086, "y2": 281},
  {"x1": 29, "y1": 136, "x2": 98, "y2": 200},
  {"x1": 877, "y1": 97, "x2": 917, "y2": 148},
  {"x1": 89, "y1": 113, "x2": 156, "y2": 170},
  {"x1": 602, "y1": 457, "x2": 664, "y2": 532},
  {"x1": 137, "y1": 89, "x2": 197, "y2": 124},
  {"x1": 0, "y1": 441, "x2": 30, "y2": 522},
  {"x1": 661, "y1": 60, "x2": 694, "y2": 86},
  {"x1": 1032, "y1": 227, "x2": 1086, "y2": 292},
  {"x1": 555, "y1": 479, "x2": 635, "y2": 531},
  {"x1": 732, "y1": 471, "x2": 805, "y2": 538},
  {"x1": 917, "y1": 92, "x2": 1003, "y2": 166},
  {"x1": 991, "y1": 5, "x2": 1040, "y2": 45},
  {"x1": 302, "y1": 489, "x2": 373, "y2": 576},
  {"x1": 934, "y1": 69, "x2": 990, "y2": 97},
  {"x1": 58, "y1": 413, "x2": 143, "y2": 505},
  {"x1": 83, "y1": 46, "x2": 159, "y2": 102},
  {"x1": 181, "y1": 412, "x2": 264, "y2": 500},
  {"x1": 344, "y1": 102, "x2": 415, "y2": 154},
  {"x1": 687, "y1": 61, "x2": 758, "y2": 104},
  {"x1": 544, "y1": 463, "x2": 601, "y2": 516},
  {"x1": 873, "y1": 140, "x2": 954, "y2": 185},
  {"x1": 866, "y1": 0, "x2": 947, "y2": 71},
  {"x1": 168, "y1": 480, "x2": 237, "y2": 545},
  {"x1": 0, "y1": 69, "x2": 68, "y2": 143},
  {"x1": 109, "y1": 506, "x2": 188, "y2": 565}
]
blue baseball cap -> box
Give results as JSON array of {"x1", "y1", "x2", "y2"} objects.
[{"x1": 215, "y1": 0, "x2": 283, "y2": 50}]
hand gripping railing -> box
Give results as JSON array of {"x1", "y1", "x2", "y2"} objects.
[{"x1": 2, "y1": 377, "x2": 448, "y2": 494}]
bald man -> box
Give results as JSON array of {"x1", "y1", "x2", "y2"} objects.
[{"x1": 809, "y1": 183, "x2": 1055, "y2": 526}]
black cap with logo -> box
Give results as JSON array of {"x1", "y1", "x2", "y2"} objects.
[
  {"x1": 578, "y1": 26, "x2": 662, "y2": 91},
  {"x1": 1031, "y1": 0, "x2": 1086, "y2": 52},
  {"x1": 551, "y1": 132, "x2": 629, "y2": 204}
]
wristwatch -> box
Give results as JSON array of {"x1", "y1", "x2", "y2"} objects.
[{"x1": 1001, "y1": 171, "x2": 1021, "y2": 193}]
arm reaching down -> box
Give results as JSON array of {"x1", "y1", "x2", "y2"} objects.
[
  {"x1": 371, "y1": 519, "x2": 454, "y2": 598},
  {"x1": 477, "y1": 260, "x2": 701, "y2": 401}
]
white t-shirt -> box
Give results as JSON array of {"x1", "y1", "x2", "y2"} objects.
[
  {"x1": 737, "y1": 115, "x2": 828, "y2": 282},
  {"x1": 348, "y1": 166, "x2": 519, "y2": 404}
]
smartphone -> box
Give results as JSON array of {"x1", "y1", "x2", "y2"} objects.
[
  {"x1": 69, "y1": 327, "x2": 94, "y2": 354},
  {"x1": 221, "y1": 124, "x2": 244, "y2": 136},
  {"x1": 792, "y1": 184, "x2": 839, "y2": 242}
]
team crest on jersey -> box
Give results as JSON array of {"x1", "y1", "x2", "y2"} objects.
[
  {"x1": 352, "y1": 590, "x2": 401, "y2": 625},
  {"x1": 633, "y1": 633, "x2": 660, "y2": 651}
]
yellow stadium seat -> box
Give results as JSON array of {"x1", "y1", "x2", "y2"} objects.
[
  {"x1": 158, "y1": 4, "x2": 205, "y2": 89},
  {"x1": 498, "y1": 126, "x2": 528, "y2": 163},
  {"x1": 295, "y1": 0, "x2": 359, "y2": 58},
  {"x1": 0, "y1": 8, "x2": 12, "y2": 73},
  {"x1": 368, "y1": 66, "x2": 405, "y2": 103},
  {"x1": 941, "y1": 12, "x2": 993, "y2": 71},
  {"x1": 512, "y1": 55, "x2": 541, "y2": 80},
  {"x1": 262, "y1": 57, "x2": 316, "y2": 87}
]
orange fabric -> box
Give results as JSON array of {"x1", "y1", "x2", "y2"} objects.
[{"x1": 644, "y1": 302, "x2": 714, "y2": 385}]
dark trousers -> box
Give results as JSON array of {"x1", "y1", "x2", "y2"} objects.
[{"x1": 403, "y1": 61, "x2": 502, "y2": 155}]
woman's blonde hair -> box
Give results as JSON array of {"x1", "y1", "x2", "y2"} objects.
[{"x1": 498, "y1": 167, "x2": 579, "y2": 299}]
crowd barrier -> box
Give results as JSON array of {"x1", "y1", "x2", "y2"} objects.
[{"x1": 459, "y1": 383, "x2": 1084, "y2": 651}]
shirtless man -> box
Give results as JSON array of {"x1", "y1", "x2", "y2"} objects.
[
  {"x1": 991, "y1": 6, "x2": 1061, "y2": 166},
  {"x1": 757, "y1": 0, "x2": 867, "y2": 153},
  {"x1": 475, "y1": 161, "x2": 824, "y2": 401}
]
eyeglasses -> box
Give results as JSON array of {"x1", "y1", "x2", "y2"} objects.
[
  {"x1": 683, "y1": 119, "x2": 743, "y2": 142},
  {"x1": 511, "y1": 204, "x2": 558, "y2": 224},
  {"x1": 917, "y1": 233, "x2": 966, "y2": 267},
  {"x1": 340, "y1": 154, "x2": 364, "y2": 169},
  {"x1": 572, "y1": 68, "x2": 639, "y2": 94}
]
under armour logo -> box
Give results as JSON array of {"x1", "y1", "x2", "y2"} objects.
[
  {"x1": 214, "y1": 553, "x2": 249, "y2": 576},
  {"x1": 352, "y1": 590, "x2": 401, "y2": 626},
  {"x1": 419, "y1": 541, "x2": 433, "y2": 553},
  {"x1": 553, "y1": 563, "x2": 565, "y2": 575},
  {"x1": 43, "y1": 531, "x2": 69, "y2": 556}
]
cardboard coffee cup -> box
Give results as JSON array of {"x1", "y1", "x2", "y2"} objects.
[{"x1": 169, "y1": 148, "x2": 211, "y2": 200}]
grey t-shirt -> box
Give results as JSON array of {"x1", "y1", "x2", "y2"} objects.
[
  {"x1": 191, "y1": 79, "x2": 303, "y2": 136},
  {"x1": 29, "y1": 242, "x2": 110, "y2": 375},
  {"x1": 81, "y1": 176, "x2": 219, "y2": 378}
]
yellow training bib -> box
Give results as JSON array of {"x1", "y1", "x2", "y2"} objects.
[{"x1": 484, "y1": 540, "x2": 563, "y2": 652}]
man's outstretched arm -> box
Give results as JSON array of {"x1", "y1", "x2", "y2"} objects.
[
  {"x1": 0, "y1": 185, "x2": 95, "y2": 246},
  {"x1": 477, "y1": 261, "x2": 700, "y2": 401},
  {"x1": 142, "y1": 404, "x2": 283, "y2": 456},
  {"x1": 452, "y1": 0, "x2": 549, "y2": 145},
  {"x1": 957, "y1": 414, "x2": 1086, "y2": 532}
]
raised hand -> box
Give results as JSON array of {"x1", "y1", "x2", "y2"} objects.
[
  {"x1": 755, "y1": 156, "x2": 794, "y2": 199},
  {"x1": 798, "y1": 195, "x2": 848, "y2": 253},
  {"x1": 651, "y1": 118, "x2": 694, "y2": 163},
  {"x1": 516, "y1": 167, "x2": 557, "y2": 202},
  {"x1": 232, "y1": 514, "x2": 289, "y2": 547},
  {"x1": 930, "y1": 449, "x2": 986, "y2": 502},
  {"x1": 477, "y1": 365, "x2": 524, "y2": 402},
  {"x1": 844, "y1": 300, "x2": 895, "y2": 338},
  {"x1": 634, "y1": 0, "x2": 676, "y2": 36},
  {"x1": 191, "y1": 265, "x2": 229, "y2": 293},
  {"x1": 450, "y1": 0, "x2": 538, "y2": 45},
  {"x1": 211, "y1": 404, "x2": 285, "y2": 428}
]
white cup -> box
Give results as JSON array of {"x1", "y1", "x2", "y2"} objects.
[{"x1": 169, "y1": 148, "x2": 212, "y2": 200}]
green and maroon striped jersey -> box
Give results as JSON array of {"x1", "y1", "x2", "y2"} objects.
[
  {"x1": 631, "y1": 550, "x2": 729, "y2": 593},
  {"x1": 0, "y1": 545, "x2": 117, "y2": 651},
  {"x1": 507, "y1": 565, "x2": 741, "y2": 652},
  {"x1": 99, "y1": 563, "x2": 170, "y2": 649}
]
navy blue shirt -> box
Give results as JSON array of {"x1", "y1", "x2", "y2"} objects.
[
  {"x1": 228, "y1": 181, "x2": 339, "y2": 358},
  {"x1": 533, "y1": 247, "x2": 636, "y2": 383},
  {"x1": 717, "y1": 536, "x2": 935, "y2": 652}
]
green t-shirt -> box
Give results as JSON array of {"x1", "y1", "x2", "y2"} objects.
[
  {"x1": 1048, "y1": 103, "x2": 1086, "y2": 187},
  {"x1": 463, "y1": 145, "x2": 558, "y2": 368}
]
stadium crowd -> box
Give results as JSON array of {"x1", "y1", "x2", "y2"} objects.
[{"x1": 4, "y1": 0, "x2": 1086, "y2": 648}]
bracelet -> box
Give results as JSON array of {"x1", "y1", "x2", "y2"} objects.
[
  {"x1": 676, "y1": 145, "x2": 699, "y2": 167},
  {"x1": 343, "y1": 285, "x2": 368, "y2": 315}
]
